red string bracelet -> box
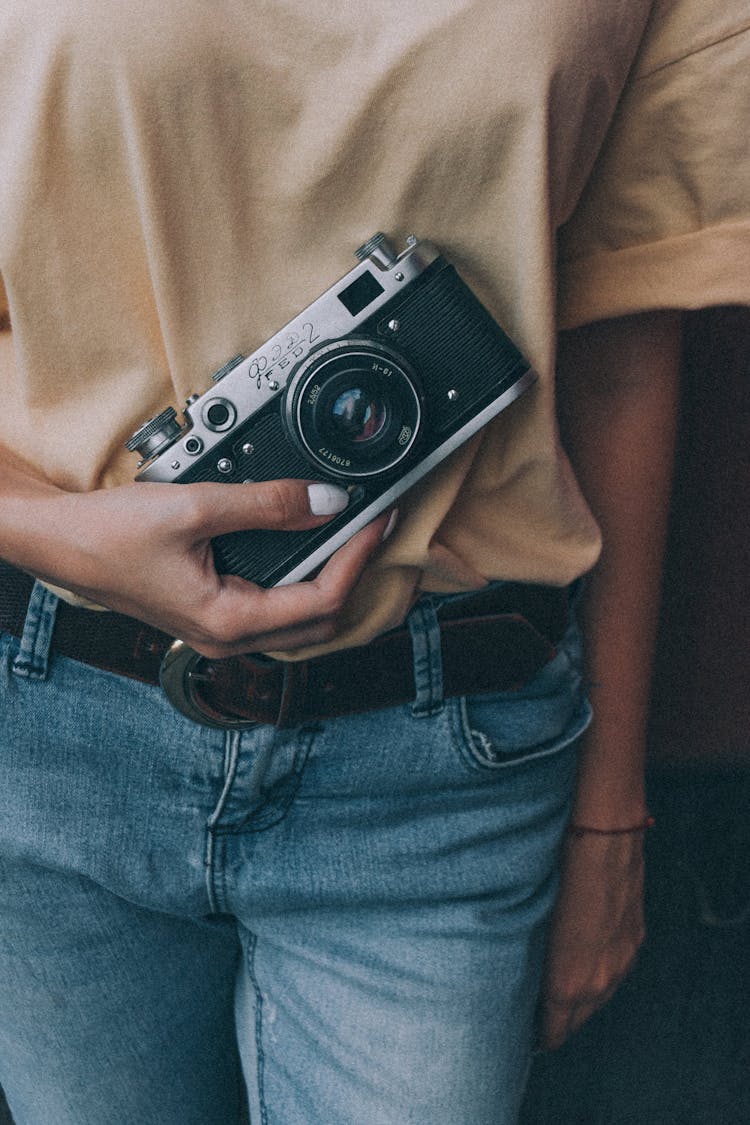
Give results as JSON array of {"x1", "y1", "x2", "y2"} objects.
[{"x1": 567, "y1": 814, "x2": 655, "y2": 839}]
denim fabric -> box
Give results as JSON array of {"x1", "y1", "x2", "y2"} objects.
[{"x1": 0, "y1": 583, "x2": 591, "y2": 1125}]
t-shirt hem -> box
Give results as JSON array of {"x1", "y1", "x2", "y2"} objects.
[{"x1": 557, "y1": 220, "x2": 750, "y2": 330}]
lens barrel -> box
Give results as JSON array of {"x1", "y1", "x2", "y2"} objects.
[{"x1": 286, "y1": 340, "x2": 422, "y2": 479}]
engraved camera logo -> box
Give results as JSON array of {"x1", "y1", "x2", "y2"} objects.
[{"x1": 248, "y1": 322, "x2": 321, "y2": 390}]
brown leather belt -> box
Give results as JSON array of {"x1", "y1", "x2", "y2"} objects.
[{"x1": 0, "y1": 560, "x2": 570, "y2": 729}]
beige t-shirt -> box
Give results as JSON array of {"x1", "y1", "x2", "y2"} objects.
[{"x1": 1, "y1": 0, "x2": 748, "y2": 654}]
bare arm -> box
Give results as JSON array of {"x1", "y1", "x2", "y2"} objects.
[
  {"x1": 541, "y1": 309, "x2": 681, "y2": 1048},
  {"x1": 0, "y1": 451, "x2": 390, "y2": 657}
]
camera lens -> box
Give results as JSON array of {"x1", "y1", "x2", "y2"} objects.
[
  {"x1": 286, "y1": 340, "x2": 422, "y2": 479},
  {"x1": 330, "y1": 388, "x2": 387, "y2": 443}
]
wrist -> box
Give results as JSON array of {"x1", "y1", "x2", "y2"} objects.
[
  {"x1": 567, "y1": 813, "x2": 655, "y2": 839},
  {"x1": 571, "y1": 724, "x2": 648, "y2": 829},
  {"x1": 0, "y1": 479, "x2": 89, "y2": 588}
]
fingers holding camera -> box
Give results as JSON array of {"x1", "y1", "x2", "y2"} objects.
[
  {"x1": 187, "y1": 478, "x2": 351, "y2": 539},
  {"x1": 168, "y1": 479, "x2": 395, "y2": 654},
  {"x1": 15, "y1": 475, "x2": 394, "y2": 657},
  {"x1": 193, "y1": 505, "x2": 395, "y2": 657},
  {"x1": 0, "y1": 466, "x2": 381, "y2": 652}
]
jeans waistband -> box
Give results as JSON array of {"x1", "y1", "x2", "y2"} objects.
[{"x1": 0, "y1": 560, "x2": 571, "y2": 728}]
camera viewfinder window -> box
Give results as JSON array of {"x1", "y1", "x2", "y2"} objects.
[{"x1": 337, "y1": 271, "x2": 385, "y2": 317}]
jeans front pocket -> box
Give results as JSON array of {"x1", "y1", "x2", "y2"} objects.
[{"x1": 451, "y1": 620, "x2": 593, "y2": 773}]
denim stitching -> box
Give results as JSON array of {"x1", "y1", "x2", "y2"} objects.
[
  {"x1": 246, "y1": 931, "x2": 269, "y2": 1125},
  {"x1": 205, "y1": 731, "x2": 241, "y2": 912},
  {"x1": 11, "y1": 582, "x2": 59, "y2": 681},
  {"x1": 449, "y1": 691, "x2": 593, "y2": 774},
  {"x1": 409, "y1": 598, "x2": 444, "y2": 718},
  {"x1": 212, "y1": 728, "x2": 318, "y2": 838}
]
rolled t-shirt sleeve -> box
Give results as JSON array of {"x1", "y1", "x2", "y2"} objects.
[
  {"x1": 557, "y1": 6, "x2": 750, "y2": 329},
  {"x1": 0, "y1": 273, "x2": 8, "y2": 330}
]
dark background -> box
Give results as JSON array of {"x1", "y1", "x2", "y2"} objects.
[
  {"x1": 2, "y1": 307, "x2": 749, "y2": 1124},
  {"x1": 521, "y1": 306, "x2": 750, "y2": 1124}
]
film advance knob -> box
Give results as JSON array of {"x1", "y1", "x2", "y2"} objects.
[{"x1": 126, "y1": 407, "x2": 182, "y2": 460}]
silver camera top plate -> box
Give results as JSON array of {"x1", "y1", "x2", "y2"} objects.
[{"x1": 133, "y1": 234, "x2": 440, "y2": 482}]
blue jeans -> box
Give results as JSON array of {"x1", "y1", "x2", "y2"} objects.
[{"x1": 0, "y1": 582, "x2": 590, "y2": 1125}]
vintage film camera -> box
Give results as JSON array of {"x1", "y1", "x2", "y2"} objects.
[{"x1": 127, "y1": 233, "x2": 535, "y2": 587}]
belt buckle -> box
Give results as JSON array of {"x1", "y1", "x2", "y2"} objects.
[{"x1": 159, "y1": 639, "x2": 261, "y2": 730}]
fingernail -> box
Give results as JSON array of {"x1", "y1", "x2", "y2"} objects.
[
  {"x1": 307, "y1": 483, "x2": 350, "y2": 515},
  {"x1": 381, "y1": 509, "x2": 399, "y2": 541}
]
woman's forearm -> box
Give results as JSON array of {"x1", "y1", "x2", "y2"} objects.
[
  {"x1": 557, "y1": 310, "x2": 682, "y2": 824},
  {"x1": 541, "y1": 310, "x2": 682, "y2": 1049}
]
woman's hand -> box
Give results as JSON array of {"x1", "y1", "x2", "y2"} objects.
[
  {"x1": 539, "y1": 827, "x2": 646, "y2": 1050},
  {"x1": 5, "y1": 475, "x2": 391, "y2": 656},
  {"x1": 541, "y1": 311, "x2": 681, "y2": 1049}
]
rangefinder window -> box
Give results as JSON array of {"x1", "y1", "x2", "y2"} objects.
[{"x1": 337, "y1": 271, "x2": 384, "y2": 316}]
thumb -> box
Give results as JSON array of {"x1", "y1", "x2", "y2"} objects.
[{"x1": 184, "y1": 478, "x2": 351, "y2": 537}]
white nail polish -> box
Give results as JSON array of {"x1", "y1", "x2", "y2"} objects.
[
  {"x1": 381, "y1": 509, "x2": 399, "y2": 541},
  {"x1": 307, "y1": 483, "x2": 350, "y2": 515}
]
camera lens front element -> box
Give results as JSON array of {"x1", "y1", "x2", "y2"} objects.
[
  {"x1": 330, "y1": 388, "x2": 388, "y2": 443},
  {"x1": 287, "y1": 340, "x2": 422, "y2": 479}
]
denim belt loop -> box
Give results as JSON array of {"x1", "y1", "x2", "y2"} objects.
[
  {"x1": 407, "y1": 596, "x2": 444, "y2": 718},
  {"x1": 12, "y1": 580, "x2": 59, "y2": 681}
]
